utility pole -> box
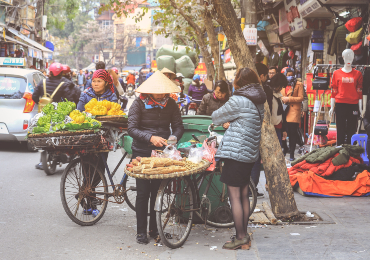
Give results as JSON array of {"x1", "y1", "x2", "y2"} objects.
[{"x1": 240, "y1": 0, "x2": 257, "y2": 59}]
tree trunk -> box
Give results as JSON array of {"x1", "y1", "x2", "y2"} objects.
[
  {"x1": 213, "y1": 0, "x2": 300, "y2": 218},
  {"x1": 203, "y1": 9, "x2": 226, "y2": 81}
]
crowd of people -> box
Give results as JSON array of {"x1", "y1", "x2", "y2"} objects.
[{"x1": 31, "y1": 59, "x2": 304, "y2": 250}]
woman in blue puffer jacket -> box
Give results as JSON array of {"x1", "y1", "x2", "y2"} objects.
[
  {"x1": 212, "y1": 67, "x2": 266, "y2": 251},
  {"x1": 77, "y1": 69, "x2": 118, "y2": 111}
]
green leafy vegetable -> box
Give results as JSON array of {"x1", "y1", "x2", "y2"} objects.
[
  {"x1": 37, "y1": 115, "x2": 51, "y2": 127},
  {"x1": 42, "y1": 104, "x2": 55, "y2": 115}
]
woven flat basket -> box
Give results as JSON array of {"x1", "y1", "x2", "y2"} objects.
[
  {"x1": 28, "y1": 130, "x2": 95, "y2": 138},
  {"x1": 95, "y1": 115, "x2": 127, "y2": 123},
  {"x1": 124, "y1": 160, "x2": 211, "y2": 180}
]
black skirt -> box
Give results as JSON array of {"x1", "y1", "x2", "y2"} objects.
[{"x1": 220, "y1": 158, "x2": 255, "y2": 187}]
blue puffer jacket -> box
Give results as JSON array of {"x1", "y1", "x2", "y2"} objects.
[
  {"x1": 212, "y1": 83, "x2": 266, "y2": 163},
  {"x1": 77, "y1": 87, "x2": 118, "y2": 111}
]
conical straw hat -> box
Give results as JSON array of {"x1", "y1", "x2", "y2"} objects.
[
  {"x1": 135, "y1": 70, "x2": 180, "y2": 94},
  {"x1": 161, "y1": 67, "x2": 176, "y2": 75}
]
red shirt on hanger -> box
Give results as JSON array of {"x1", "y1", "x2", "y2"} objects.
[{"x1": 331, "y1": 68, "x2": 363, "y2": 104}]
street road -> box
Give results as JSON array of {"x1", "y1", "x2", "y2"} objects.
[{"x1": 0, "y1": 96, "x2": 237, "y2": 260}]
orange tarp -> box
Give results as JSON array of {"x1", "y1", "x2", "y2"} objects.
[{"x1": 290, "y1": 170, "x2": 370, "y2": 197}]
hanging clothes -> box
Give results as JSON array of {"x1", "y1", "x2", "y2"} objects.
[{"x1": 329, "y1": 25, "x2": 350, "y2": 57}]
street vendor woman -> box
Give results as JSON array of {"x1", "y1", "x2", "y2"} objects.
[
  {"x1": 212, "y1": 67, "x2": 266, "y2": 250},
  {"x1": 128, "y1": 70, "x2": 184, "y2": 245},
  {"x1": 77, "y1": 69, "x2": 118, "y2": 111}
]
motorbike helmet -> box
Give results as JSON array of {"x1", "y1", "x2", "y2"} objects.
[
  {"x1": 193, "y1": 74, "x2": 200, "y2": 81},
  {"x1": 129, "y1": 70, "x2": 135, "y2": 74},
  {"x1": 62, "y1": 64, "x2": 71, "y2": 73},
  {"x1": 49, "y1": 62, "x2": 63, "y2": 77},
  {"x1": 111, "y1": 67, "x2": 119, "y2": 74},
  {"x1": 176, "y1": 73, "x2": 184, "y2": 78}
]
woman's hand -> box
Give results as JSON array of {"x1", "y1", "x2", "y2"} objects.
[
  {"x1": 223, "y1": 122, "x2": 230, "y2": 129},
  {"x1": 282, "y1": 97, "x2": 289, "y2": 104},
  {"x1": 282, "y1": 132, "x2": 287, "y2": 140},
  {"x1": 150, "y1": 136, "x2": 167, "y2": 147}
]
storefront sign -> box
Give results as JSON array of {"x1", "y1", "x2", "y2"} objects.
[
  {"x1": 299, "y1": 0, "x2": 321, "y2": 18},
  {"x1": 284, "y1": 0, "x2": 309, "y2": 37},
  {"x1": 279, "y1": 7, "x2": 290, "y2": 35},
  {"x1": 224, "y1": 49, "x2": 231, "y2": 63},
  {"x1": 306, "y1": 73, "x2": 331, "y2": 107},
  {"x1": 306, "y1": 18, "x2": 331, "y2": 30},
  {"x1": 0, "y1": 57, "x2": 25, "y2": 66},
  {"x1": 243, "y1": 28, "x2": 257, "y2": 45},
  {"x1": 195, "y1": 63, "x2": 207, "y2": 75}
]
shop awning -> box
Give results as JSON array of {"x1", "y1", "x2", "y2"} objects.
[{"x1": 7, "y1": 27, "x2": 53, "y2": 54}]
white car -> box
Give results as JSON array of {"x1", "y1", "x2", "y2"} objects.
[{"x1": 0, "y1": 68, "x2": 46, "y2": 151}]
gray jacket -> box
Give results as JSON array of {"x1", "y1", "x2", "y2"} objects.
[{"x1": 212, "y1": 83, "x2": 266, "y2": 163}]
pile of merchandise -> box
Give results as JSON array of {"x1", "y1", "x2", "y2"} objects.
[
  {"x1": 85, "y1": 98, "x2": 125, "y2": 116},
  {"x1": 289, "y1": 145, "x2": 370, "y2": 197},
  {"x1": 28, "y1": 101, "x2": 102, "y2": 134},
  {"x1": 127, "y1": 157, "x2": 188, "y2": 175}
]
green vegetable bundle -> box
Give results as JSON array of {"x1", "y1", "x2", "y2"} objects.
[
  {"x1": 52, "y1": 123, "x2": 66, "y2": 131},
  {"x1": 51, "y1": 112, "x2": 65, "y2": 123},
  {"x1": 42, "y1": 104, "x2": 55, "y2": 115},
  {"x1": 37, "y1": 115, "x2": 51, "y2": 127},
  {"x1": 57, "y1": 101, "x2": 75, "y2": 116},
  {"x1": 32, "y1": 123, "x2": 51, "y2": 134}
]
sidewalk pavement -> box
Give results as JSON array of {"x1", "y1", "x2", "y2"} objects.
[{"x1": 239, "y1": 171, "x2": 370, "y2": 260}]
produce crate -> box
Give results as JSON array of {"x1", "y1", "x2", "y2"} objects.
[{"x1": 95, "y1": 115, "x2": 128, "y2": 123}]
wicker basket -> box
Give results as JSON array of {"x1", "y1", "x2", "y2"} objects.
[
  {"x1": 28, "y1": 133, "x2": 105, "y2": 150},
  {"x1": 28, "y1": 130, "x2": 95, "y2": 138},
  {"x1": 124, "y1": 160, "x2": 211, "y2": 180},
  {"x1": 95, "y1": 115, "x2": 128, "y2": 123}
]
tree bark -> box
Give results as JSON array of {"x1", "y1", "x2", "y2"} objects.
[
  {"x1": 213, "y1": 0, "x2": 300, "y2": 218},
  {"x1": 168, "y1": 0, "x2": 215, "y2": 82},
  {"x1": 203, "y1": 9, "x2": 226, "y2": 81}
]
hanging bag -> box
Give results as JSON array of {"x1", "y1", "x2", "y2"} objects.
[
  {"x1": 38, "y1": 79, "x2": 64, "y2": 113},
  {"x1": 312, "y1": 67, "x2": 330, "y2": 91}
]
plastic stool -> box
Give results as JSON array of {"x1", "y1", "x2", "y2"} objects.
[{"x1": 351, "y1": 134, "x2": 369, "y2": 165}]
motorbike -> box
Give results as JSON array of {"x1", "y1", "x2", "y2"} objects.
[
  {"x1": 125, "y1": 84, "x2": 136, "y2": 98},
  {"x1": 187, "y1": 98, "x2": 202, "y2": 115},
  {"x1": 176, "y1": 98, "x2": 187, "y2": 115},
  {"x1": 41, "y1": 151, "x2": 76, "y2": 175}
]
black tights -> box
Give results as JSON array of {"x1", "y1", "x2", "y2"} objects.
[{"x1": 228, "y1": 184, "x2": 250, "y2": 240}]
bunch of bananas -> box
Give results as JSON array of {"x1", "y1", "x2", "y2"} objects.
[{"x1": 84, "y1": 98, "x2": 125, "y2": 116}]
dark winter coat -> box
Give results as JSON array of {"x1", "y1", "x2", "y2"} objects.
[
  {"x1": 32, "y1": 76, "x2": 78, "y2": 104},
  {"x1": 197, "y1": 93, "x2": 229, "y2": 116},
  {"x1": 77, "y1": 87, "x2": 118, "y2": 111},
  {"x1": 363, "y1": 100, "x2": 370, "y2": 135},
  {"x1": 212, "y1": 83, "x2": 266, "y2": 163},
  {"x1": 61, "y1": 76, "x2": 81, "y2": 105},
  {"x1": 128, "y1": 97, "x2": 184, "y2": 155}
]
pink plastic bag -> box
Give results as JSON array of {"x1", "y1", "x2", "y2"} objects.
[{"x1": 202, "y1": 140, "x2": 217, "y2": 171}]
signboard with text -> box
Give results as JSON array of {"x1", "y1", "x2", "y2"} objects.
[
  {"x1": 224, "y1": 49, "x2": 231, "y2": 63},
  {"x1": 195, "y1": 63, "x2": 207, "y2": 75},
  {"x1": 306, "y1": 73, "x2": 332, "y2": 107},
  {"x1": 0, "y1": 58, "x2": 25, "y2": 66},
  {"x1": 243, "y1": 28, "x2": 257, "y2": 45}
]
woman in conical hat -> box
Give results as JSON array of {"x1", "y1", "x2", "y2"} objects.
[{"x1": 128, "y1": 70, "x2": 184, "y2": 245}]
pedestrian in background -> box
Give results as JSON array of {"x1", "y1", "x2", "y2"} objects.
[
  {"x1": 197, "y1": 80, "x2": 229, "y2": 116},
  {"x1": 212, "y1": 67, "x2": 266, "y2": 250},
  {"x1": 77, "y1": 69, "x2": 86, "y2": 91}
]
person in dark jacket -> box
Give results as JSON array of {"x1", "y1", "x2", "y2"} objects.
[
  {"x1": 212, "y1": 67, "x2": 266, "y2": 250},
  {"x1": 363, "y1": 100, "x2": 370, "y2": 156},
  {"x1": 77, "y1": 69, "x2": 118, "y2": 111},
  {"x1": 197, "y1": 80, "x2": 229, "y2": 116},
  {"x1": 128, "y1": 70, "x2": 184, "y2": 245},
  {"x1": 32, "y1": 62, "x2": 78, "y2": 170},
  {"x1": 84, "y1": 75, "x2": 92, "y2": 90}
]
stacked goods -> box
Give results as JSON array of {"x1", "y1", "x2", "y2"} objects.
[
  {"x1": 127, "y1": 157, "x2": 190, "y2": 175},
  {"x1": 29, "y1": 101, "x2": 102, "y2": 134},
  {"x1": 157, "y1": 55, "x2": 176, "y2": 73},
  {"x1": 155, "y1": 45, "x2": 198, "y2": 93},
  {"x1": 85, "y1": 98, "x2": 125, "y2": 116}
]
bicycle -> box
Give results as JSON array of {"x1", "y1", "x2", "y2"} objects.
[{"x1": 154, "y1": 125, "x2": 257, "y2": 249}]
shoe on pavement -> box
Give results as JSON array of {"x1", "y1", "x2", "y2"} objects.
[
  {"x1": 136, "y1": 233, "x2": 149, "y2": 245},
  {"x1": 223, "y1": 234, "x2": 251, "y2": 250},
  {"x1": 82, "y1": 208, "x2": 93, "y2": 215},
  {"x1": 290, "y1": 158, "x2": 295, "y2": 162},
  {"x1": 257, "y1": 191, "x2": 264, "y2": 198},
  {"x1": 35, "y1": 163, "x2": 43, "y2": 170}
]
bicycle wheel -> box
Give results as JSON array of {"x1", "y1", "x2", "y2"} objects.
[
  {"x1": 60, "y1": 158, "x2": 108, "y2": 226},
  {"x1": 198, "y1": 175, "x2": 257, "y2": 228},
  {"x1": 156, "y1": 177, "x2": 195, "y2": 249},
  {"x1": 41, "y1": 151, "x2": 57, "y2": 175}
]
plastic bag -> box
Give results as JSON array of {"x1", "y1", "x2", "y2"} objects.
[
  {"x1": 202, "y1": 140, "x2": 217, "y2": 171},
  {"x1": 163, "y1": 145, "x2": 182, "y2": 161},
  {"x1": 188, "y1": 148, "x2": 203, "y2": 164}
]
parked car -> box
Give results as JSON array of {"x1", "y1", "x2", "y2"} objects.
[{"x1": 0, "y1": 68, "x2": 45, "y2": 151}]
